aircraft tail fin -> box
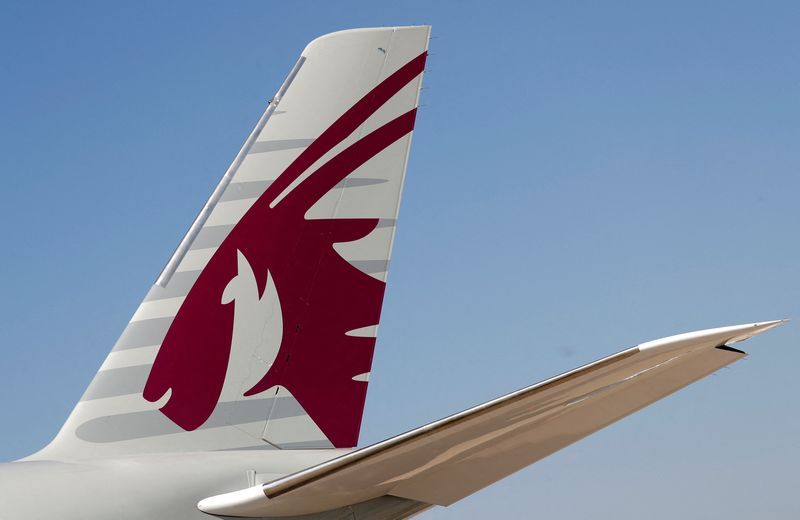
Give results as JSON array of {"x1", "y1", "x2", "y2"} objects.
[{"x1": 37, "y1": 26, "x2": 430, "y2": 459}]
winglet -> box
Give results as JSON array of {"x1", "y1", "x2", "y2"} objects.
[
  {"x1": 637, "y1": 320, "x2": 786, "y2": 355},
  {"x1": 727, "y1": 319, "x2": 787, "y2": 343}
]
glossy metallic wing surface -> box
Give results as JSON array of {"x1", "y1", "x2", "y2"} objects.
[{"x1": 198, "y1": 321, "x2": 784, "y2": 517}]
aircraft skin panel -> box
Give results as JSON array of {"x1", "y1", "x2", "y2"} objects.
[{"x1": 0, "y1": 451, "x2": 344, "y2": 520}]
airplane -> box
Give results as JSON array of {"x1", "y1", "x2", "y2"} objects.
[{"x1": 0, "y1": 25, "x2": 785, "y2": 520}]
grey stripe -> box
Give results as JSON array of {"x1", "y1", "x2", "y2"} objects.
[
  {"x1": 112, "y1": 317, "x2": 172, "y2": 351},
  {"x1": 219, "y1": 178, "x2": 388, "y2": 205},
  {"x1": 82, "y1": 365, "x2": 151, "y2": 401},
  {"x1": 275, "y1": 439, "x2": 335, "y2": 449},
  {"x1": 335, "y1": 177, "x2": 388, "y2": 188},
  {"x1": 351, "y1": 259, "x2": 389, "y2": 274},
  {"x1": 190, "y1": 225, "x2": 234, "y2": 249},
  {"x1": 216, "y1": 444, "x2": 278, "y2": 452},
  {"x1": 75, "y1": 397, "x2": 303, "y2": 443},
  {"x1": 144, "y1": 271, "x2": 201, "y2": 301},
  {"x1": 219, "y1": 181, "x2": 272, "y2": 202},
  {"x1": 191, "y1": 183, "x2": 392, "y2": 251},
  {"x1": 155, "y1": 56, "x2": 305, "y2": 288},
  {"x1": 216, "y1": 438, "x2": 334, "y2": 451},
  {"x1": 248, "y1": 138, "x2": 314, "y2": 154}
]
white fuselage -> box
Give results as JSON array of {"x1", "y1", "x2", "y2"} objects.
[{"x1": 0, "y1": 450, "x2": 345, "y2": 520}]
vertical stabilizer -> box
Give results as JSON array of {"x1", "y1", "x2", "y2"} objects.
[{"x1": 35, "y1": 26, "x2": 430, "y2": 459}]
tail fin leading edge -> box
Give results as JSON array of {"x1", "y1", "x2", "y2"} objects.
[{"x1": 39, "y1": 26, "x2": 430, "y2": 459}]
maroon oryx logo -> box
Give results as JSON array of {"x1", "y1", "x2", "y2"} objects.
[{"x1": 143, "y1": 52, "x2": 426, "y2": 448}]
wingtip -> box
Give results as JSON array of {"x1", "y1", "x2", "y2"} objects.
[
  {"x1": 638, "y1": 319, "x2": 786, "y2": 355},
  {"x1": 727, "y1": 319, "x2": 787, "y2": 343}
]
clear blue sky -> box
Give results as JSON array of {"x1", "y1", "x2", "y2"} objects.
[{"x1": 1, "y1": 1, "x2": 798, "y2": 518}]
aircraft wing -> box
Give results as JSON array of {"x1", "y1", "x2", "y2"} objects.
[{"x1": 198, "y1": 320, "x2": 783, "y2": 517}]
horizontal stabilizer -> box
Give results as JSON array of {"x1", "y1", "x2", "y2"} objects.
[{"x1": 198, "y1": 320, "x2": 784, "y2": 517}]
